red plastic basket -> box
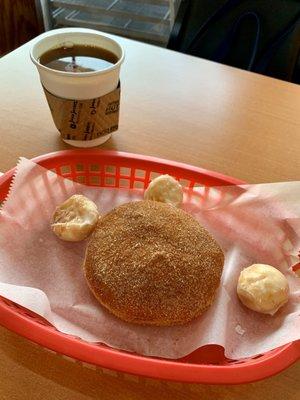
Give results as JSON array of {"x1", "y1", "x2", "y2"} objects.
[{"x1": 0, "y1": 149, "x2": 299, "y2": 384}]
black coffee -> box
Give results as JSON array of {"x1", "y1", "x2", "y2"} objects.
[{"x1": 39, "y1": 44, "x2": 119, "y2": 73}]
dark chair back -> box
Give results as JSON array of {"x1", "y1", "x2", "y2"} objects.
[{"x1": 168, "y1": 0, "x2": 300, "y2": 83}]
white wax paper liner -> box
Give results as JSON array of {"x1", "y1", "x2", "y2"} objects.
[{"x1": 0, "y1": 158, "x2": 299, "y2": 359}]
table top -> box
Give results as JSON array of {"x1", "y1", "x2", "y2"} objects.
[{"x1": 0, "y1": 32, "x2": 299, "y2": 400}]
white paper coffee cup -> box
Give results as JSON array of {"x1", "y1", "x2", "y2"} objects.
[{"x1": 30, "y1": 28, "x2": 124, "y2": 147}]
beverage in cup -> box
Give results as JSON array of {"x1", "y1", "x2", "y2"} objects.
[{"x1": 30, "y1": 28, "x2": 124, "y2": 148}]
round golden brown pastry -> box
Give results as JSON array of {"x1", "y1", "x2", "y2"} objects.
[{"x1": 84, "y1": 200, "x2": 224, "y2": 326}]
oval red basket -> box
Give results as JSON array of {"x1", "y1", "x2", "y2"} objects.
[{"x1": 0, "y1": 149, "x2": 299, "y2": 384}]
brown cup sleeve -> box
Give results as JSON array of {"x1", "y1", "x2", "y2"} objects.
[{"x1": 43, "y1": 83, "x2": 120, "y2": 141}]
